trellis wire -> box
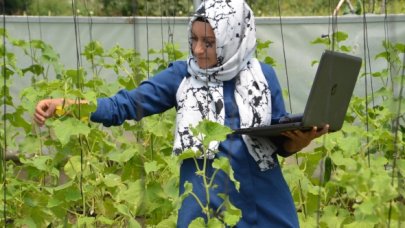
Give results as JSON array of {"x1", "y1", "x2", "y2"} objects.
[
  {"x1": 70, "y1": 0, "x2": 86, "y2": 216},
  {"x1": 362, "y1": 0, "x2": 374, "y2": 168},
  {"x1": 275, "y1": 0, "x2": 308, "y2": 220},
  {"x1": 385, "y1": 0, "x2": 405, "y2": 225},
  {"x1": 1, "y1": 0, "x2": 7, "y2": 224}
]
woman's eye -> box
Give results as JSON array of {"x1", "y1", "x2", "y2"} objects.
[
  {"x1": 205, "y1": 42, "x2": 213, "y2": 48},
  {"x1": 190, "y1": 36, "x2": 215, "y2": 48},
  {"x1": 205, "y1": 40, "x2": 215, "y2": 48}
]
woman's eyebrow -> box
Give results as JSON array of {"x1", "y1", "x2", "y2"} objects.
[{"x1": 191, "y1": 33, "x2": 215, "y2": 40}]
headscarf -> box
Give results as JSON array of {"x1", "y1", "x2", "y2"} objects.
[{"x1": 173, "y1": 0, "x2": 276, "y2": 171}]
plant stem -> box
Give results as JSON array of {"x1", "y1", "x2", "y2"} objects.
[{"x1": 202, "y1": 147, "x2": 211, "y2": 222}]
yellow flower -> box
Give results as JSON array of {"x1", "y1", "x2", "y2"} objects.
[
  {"x1": 55, "y1": 105, "x2": 66, "y2": 117},
  {"x1": 80, "y1": 116, "x2": 89, "y2": 123}
]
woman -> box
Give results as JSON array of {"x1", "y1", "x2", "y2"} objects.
[{"x1": 34, "y1": 0, "x2": 328, "y2": 226}]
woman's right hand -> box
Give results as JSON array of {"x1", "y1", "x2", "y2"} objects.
[{"x1": 34, "y1": 98, "x2": 64, "y2": 126}]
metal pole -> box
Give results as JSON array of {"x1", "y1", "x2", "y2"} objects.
[{"x1": 193, "y1": 0, "x2": 202, "y2": 10}]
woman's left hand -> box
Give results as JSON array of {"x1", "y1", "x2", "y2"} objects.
[{"x1": 280, "y1": 124, "x2": 329, "y2": 156}]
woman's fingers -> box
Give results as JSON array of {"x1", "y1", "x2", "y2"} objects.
[
  {"x1": 33, "y1": 99, "x2": 58, "y2": 126},
  {"x1": 281, "y1": 125, "x2": 329, "y2": 154}
]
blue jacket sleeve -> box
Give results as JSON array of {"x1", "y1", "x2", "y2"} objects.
[{"x1": 90, "y1": 61, "x2": 188, "y2": 126}]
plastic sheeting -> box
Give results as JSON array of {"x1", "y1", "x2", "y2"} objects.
[{"x1": 3, "y1": 15, "x2": 405, "y2": 111}]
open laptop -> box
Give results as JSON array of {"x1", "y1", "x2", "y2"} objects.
[{"x1": 233, "y1": 50, "x2": 362, "y2": 137}]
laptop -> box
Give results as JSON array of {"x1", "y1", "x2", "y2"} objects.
[{"x1": 233, "y1": 50, "x2": 362, "y2": 137}]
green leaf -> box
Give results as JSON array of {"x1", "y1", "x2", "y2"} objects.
[
  {"x1": 163, "y1": 176, "x2": 179, "y2": 199},
  {"x1": 336, "y1": 135, "x2": 361, "y2": 156},
  {"x1": 47, "y1": 197, "x2": 62, "y2": 208},
  {"x1": 319, "y1": 205, "x2": 348, "y2": 228},
  {"x1": 64, "y1": 155, "x2": 82, "y2": 179},
  {"x1": 333, "y1": 31, "x2": 348, "y2": 42},
  {"x1": 116, "y1": 180, "x2": 144, "y2": 211},
  {"x1": 143, "y1": 115, "x2": 173, "y2": 137},
  {"x1": 50, "y1": 118, "x2": 91, "y2": 146},
  {"x1": 395, "y1": 43, "x2": 405, "y2": 53},
  {"x1": 340, "y1": 45, "x2": 352, "y2": 52},
  {"x1": 82, "y1": 90, "x2": 98, "y2": 106},
  {"x1": 103, "y1": 174, "x2": 122, "y2": 187},
  {"x1": 311, "y1": 37, "x2": 330, "y2": 46},
  {"x1": 22, "y1": 64, "x2": 44, "y2": 75},
  {"x1": 177, "y1": 149, "x2": 199, "y2": 162},
  {"x1": 344, "y1": 220, "x2": 378, "y2": 228},
  {"x1": 97, "y1": 216, "x2": 115, "y2": 225},
  {"x1": 83, "y1": 41, "x2": 105, "y2": 60},
  {"x1": 207, "y1": 218, "x2": 223, "y2": 228},
  {"x1": 156, "y1": 214, "x2": 177, "y2": 228},
  {"x1": 6, "y1": 106, "x2": 31, "y2": 132},
  {"x1": 330, "y1": 152, "x2": 357, "y2": 169},
  {"x1": 356, "y1": 200, "x2": 375, "y2": 215},
  {"x1": 218, "y1": 194, "x2": 242, "y2": 227},
  {"x1": 108, "y1": 147, "x2": 137, "y2": 163},
  {"x1": 11, "y1": 38, "x2": 26, "y2": 47},
  {"x1": 63, "y1": 186, "x2": 82, "y2": 202},
  {"x1": 15, "y1": 217, "x2": 37, "y2": 228},
  {"x1": 398, "y1": 159, "x2": 405, "y2": 177},
  {"x1": 371, "y1": 71, "x2": 384, "y2": 77},
  {"x1": 256, "y1": 39, "x2": 272, "y2": 50},
  {"x1": 128, "y1": 218, "x2": 142, "y2": 228},
  {"x1": 41, "y1": 44, "x2": 60, "y2": 62},
  {"x1": 144, "y1": 160, "x2": 160, "y2": 174},
  {"x1": 189, "y1": 217, "x2": 206, "y2": 228},
  {"x1": 263, "y1": 56, "x2": 276, "y2": 66},
  {"x1": 115, "y1": 204, "x2": 133, "y2": 217},
  {"x1": 375, "y1": 51, "x2": 389, "y2": 60},
  {"x1": 212, "y1": 157, "x2": 240, "y2": 191},
  {"x1": 20, "y1": 155, "x2": 58, "y2": 176},
  {"x1": 192, "y1": 120, "x2": 232, "y2": 148},
  {"x1": 54, "y1": 180, "x2": 74, "y2": 191},
  {"x1": 65, "y1": 68, "x2": 86, "y2": 85},
  {"x1": 77, "y1": 216, "x2": 96, "y2": 227}
]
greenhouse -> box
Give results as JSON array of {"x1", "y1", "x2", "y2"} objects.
[{"x1": 0, "y1": 0, "x2": 404, "y2": 227}]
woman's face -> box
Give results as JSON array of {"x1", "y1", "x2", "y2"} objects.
[{"x1": 191, "y1": 21, "x2": 218, "y2": 69}]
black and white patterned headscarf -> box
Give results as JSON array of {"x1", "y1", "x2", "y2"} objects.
[{"x1": 173, "y1": 0, "x2": 276, "y2": 171}]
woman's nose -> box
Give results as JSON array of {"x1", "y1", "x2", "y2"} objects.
[{"x1": 194, "y1": 41, "x2": 205, "y2": 55}]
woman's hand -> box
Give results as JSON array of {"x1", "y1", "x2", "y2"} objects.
[
  {"x1": 34, "y1": 98, "x2": 64, "y2": 126},
  {"x1": 280, "y1": 125, "x2": 329, "y2": 156}
]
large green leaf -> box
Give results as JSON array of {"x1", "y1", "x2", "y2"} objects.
[
  {"x1": 20, "y1": 155, "x2": 59, "y2": 176},
  {"x1": 116, "y1": 180, "x2": 144, "y2": 213},
  {"x1": 50, "y1": 118, "x2": 91, "y2": 146}
]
